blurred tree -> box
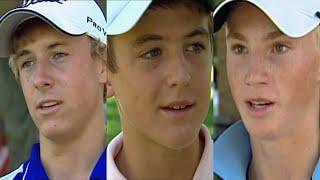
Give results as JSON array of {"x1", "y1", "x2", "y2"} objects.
[
  {"x1": 213, "y1": 1, "x2": 241, "y2": 137},
  {"x1": 0, "y1": 1, "x2": 39, "y2": 172}
]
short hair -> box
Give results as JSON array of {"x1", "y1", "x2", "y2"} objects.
[
  {"x1": 8, "y1": 17, "x2": 106, "y2": 80},
  {"x1": 107, "y1": 0, "x2": 213, "y2": 73}
]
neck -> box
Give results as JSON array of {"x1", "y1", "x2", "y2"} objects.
[
  {"x1": 116, "y1": 125, "x2": 204, "y2": 179},
  {"x1": 39, "y1": 109, "x2": 106, "y2": 180},
  {"x1": 249, "y1": 117, "x2": 319, "y2": 180}
]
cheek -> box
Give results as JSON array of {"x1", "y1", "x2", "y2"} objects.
[
  {"x1": 131, "y1": 75, "x2": 159, "y2": 108},
  {"x1": 226, "y1": 58, "x2": 244, "y2": 96},
  {"x1": 20, "y1": 78, "x2": 34, "y2": 106},
  {"x1": 113, "y1": 72, "x2": 159, "y2": 116},
  {"x1": 195, "y1": 66, "x2": 211, "y2": 95},
  {"x1": 276, "y1": 52, "x2": 319, "y2": 110},
  {"x1": 190, "y1": 55, "x2": 212, "y2": 87},
  {"x1": 64, "y1": 65, "x2": 100, "y2": 105}
]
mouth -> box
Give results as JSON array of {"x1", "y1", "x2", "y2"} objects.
[
  {"x1": 162, "y1": 104, "x2": 193, "y2": 110},
  {"x1": 246, "y1": 99, "x2": 275, "y2": 109},
  {"x1": 245, "y1": 98, "x2": 275, "y2": 117},
  {"x1": 36, "y1": 100, "x2": 63, "y2": 115},
  {"x1": 160, "y1": 100, "x2": 195, "y2": 119},
  {"x1": 162, "y1": 100, "x2": 194, "y2": 110}
]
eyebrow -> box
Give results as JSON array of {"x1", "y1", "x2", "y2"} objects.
[
  {"x1": 184, "y1": 27, "x2": 209, "y2": 39},
  {"x1": 47, "y1": 42, "x2": 66, "y2": 49},
  {"x1": 263, "y1": 30, "x2": 285, "y2": 41},
  {"x1": 16, "y1": 50, "x2": 30, "y2": 59},
  {"x1": 227, "y1": 30, "x2": 285, "y2": 41},
  {"x1": 133, "y1": 27, "x2": 210, "y2": 47},
  {"x1": 226, "y1": 32, "x2": 247, "y2": 41},
  {"x1": 15, "y1": 42, "x2": 67, "y2": 60},
  {"x1": 133, "y1": 34, "x2": 163, "y2": 47}
]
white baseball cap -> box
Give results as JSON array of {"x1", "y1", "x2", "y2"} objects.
[
  {"x1": 107, "y1": 0, "x2": 215, "y2": 36},
  {"x1": 106, "y1": 0, "x2": 152, "y2": 35},
  {"x1": 0, "y1": 0, "x2": 107, "y2": 58},
  {"x1": 213, "y1": 0, "x2": 320, "y2": 38}
]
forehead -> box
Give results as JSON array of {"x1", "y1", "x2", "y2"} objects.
[
  {"x1": 114, "y1": 4, "x2": 210, "y2": 43},
  {"x1": 226, "y1": 2, "x2": 278, "y2": 35},
  {"x1": 12, "y1": 22, "x2": 87, "y2": 53},
  {"x1": 13, "y1": 22, "x2": 57, "y2": 51}
]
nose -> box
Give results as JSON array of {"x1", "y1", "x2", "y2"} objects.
[
  {"x1": 244, "y1": 54, "x2": 270, "y2": 86},
  {"x1": 32, "y1": 60, "x2": 54, "y2": 90},
  {"x1": 166, "y1": 52, "x2": 191, "y2": 88}
]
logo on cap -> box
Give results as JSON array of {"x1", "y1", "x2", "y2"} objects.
[
  {"x1": 316, "y1": 11, "x2": 320, "y2": 19},
  {"x1": 87, "y1": 17, "x2": 107, "y2": 36},
  {"x1": 22, "y1": 0, "x2": 67, "y2": 8}
]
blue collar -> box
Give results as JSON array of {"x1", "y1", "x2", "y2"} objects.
[
  {"x1": 214, "y1": 121, "x2": 320, "y2": 180},
  {"x1": 91, "y1": 146, "x2": 106, "y2": 179},
  {"x1": 24, "y1": 143, "x2": 106, "y2": 179}
]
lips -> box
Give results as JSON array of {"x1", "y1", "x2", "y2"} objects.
[
  {"x1": 245, "y1": 98, "x2": 275, "y2": 118},
  {"x1": 36, "y1": 99, "x2": 63, "y2": 115},
  {"x1": 160, "y1": 100, "x2": 195, "y2": 119},
  {"x1": 247, "y1": 99, "x2": 274, "y2": 109},
  {"x1": 162, "y1": 100, "x2": 194, "y2": 111},
  {"x1": 37, "y1": 100, "x2": 62, "y2": 108}
]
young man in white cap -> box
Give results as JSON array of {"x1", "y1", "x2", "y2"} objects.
[
  {"x1": 213, "y1": 0, "x2": 320, "y2": 179},
  {"x1": 106, "y1": 0, "x2": 214, "y2": 179},
  {"x1": 0, "y1": 0, "x2": 107, "y2": 179}
]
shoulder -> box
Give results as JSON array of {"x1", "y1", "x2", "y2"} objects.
[
  {"x1": 214, "y1": 121, "x2": 251, "y2": 180},
  {"x1": 215, "y1": 121, "x2": 250, "y2": 150},
  {"x1": 1, "y1": 161, "x2": 30, "y2": 180},
  {"x1": 107, "y1": 132, "x2": 126, "y2": 179},
  {"x1": 312, "y1": 158, "x2": 320, "y2": 179},
  {"x1": 193, "y1": 125, "x2": 213, "y2": 179}
]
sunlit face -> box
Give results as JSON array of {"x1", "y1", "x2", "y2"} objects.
[
  {"x1": 226, "y1": 2, "x2": 320, "y2": 139},
  {"x1": 15, "y1": 23, "x2": 107, "y2": 141},
  {"x1": 108, "y1": 5, "x2": 212, "y2": 149}
]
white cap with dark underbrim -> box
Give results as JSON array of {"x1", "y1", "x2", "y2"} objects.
[
  {"x1": 0, "y1": 0, "x2": 107, "y2": 58},
  {"x1": 213, "y1": 0, "x2": 320, "y2": 38},
  {"x1": 106, "y1": 0, "x2": 152, "y2": 35}
]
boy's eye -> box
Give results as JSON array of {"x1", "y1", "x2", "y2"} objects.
[
  {"x1": 231, "y1": 44, "x2": 248, "y2": 54},
  {"x1": 20, "y1": 60, "x2": 34, "y2": 69},
  {"x1": 272, "y1": 43, "x2": 289, "y2": 54},
  {"x1": 53, "y1": 52, "x2": 68, "y2": 60},
  {"x1": 186, "y1": 43, "x2": 205, "y2": 53},
  {"x1": 141, "y1": 48, "x2": 162, "y2": 59}
]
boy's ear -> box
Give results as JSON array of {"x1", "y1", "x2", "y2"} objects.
[
  {"x1": 99, "y1": 64, "x2": 107, "y2": 84},
  {"x1": 97, "y1": 51, "x2": 107, "y2": 84},
  {"x1": 106, "y1": 78, "x2": 115, "y2": 98}
]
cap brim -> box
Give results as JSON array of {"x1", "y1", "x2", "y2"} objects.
[
  {"x1": 0, "y1": 9, "x2": 86, "y2": 58},
  {"x1": 107, "y1": 1, "x2": 152, "y2": 35},
  {"x1": 213, "y1": 0, "x2": 320, "y2": 38}
]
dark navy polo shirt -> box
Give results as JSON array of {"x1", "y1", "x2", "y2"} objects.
[{"x1": 1, "y1": 143, "x2": 106, "y2": 180}]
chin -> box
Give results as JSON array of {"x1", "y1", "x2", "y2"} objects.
[
  {"x1": 245, "y1": 121, "x2": 281, "y2": 140},
  {"x1": 39, "y1": 123, "x2": 71, "y2": 141},
  {"x1": 159, "y1": 128, "x2": 200, "y2": 150}
]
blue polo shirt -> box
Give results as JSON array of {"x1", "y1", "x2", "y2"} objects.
[
  {"x1": 214, "y1": 121, "x2": 320, "y2": 180},
  {"x1": 1, "y1": 143, "x2": 106, "y2": 180}
]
